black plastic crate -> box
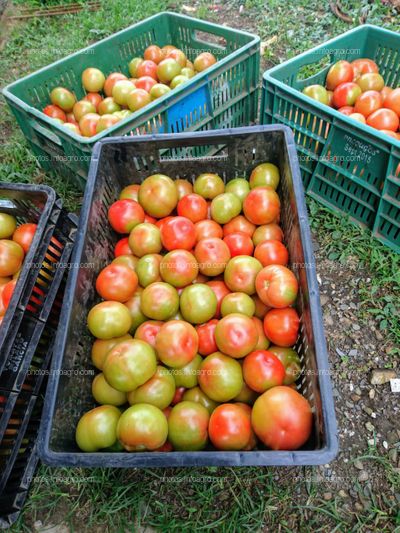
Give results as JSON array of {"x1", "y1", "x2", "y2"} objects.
[
  {"x1": 0, "y1": 391, "x2": 43, "y2": 529},
  {"x1": 0, "y1": 184, "x2": 77, "y2": 527},
  {"x1": 39, "y1": 125, "x2": 338, "y2": 467},
  {"x1": 0, "y1": 184, "x2": 76, "y2": 393}
]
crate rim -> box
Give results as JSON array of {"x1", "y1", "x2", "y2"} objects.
[
  {"x1": 2, "y1": 11, "x2": 260, "y2": 146},
  {"x1": 263, "y1": 24, "x2": 400, "y2": 149},
  {"x1": 39, "y1": 124, "x2": 338, "y2": 467}
]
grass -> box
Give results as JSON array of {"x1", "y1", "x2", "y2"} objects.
[
  {"x1": 309, "y1": 199, "x2": 400, "y2": 355},
  {"x1": 1, "y1": 0, "x2": 400, "y2": 531}
]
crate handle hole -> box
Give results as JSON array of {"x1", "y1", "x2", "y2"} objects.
[
  {"x1": 193, "y1": 30, "x2": 227, "y2": 51},
  {"x1": 295, "y1": 54, "x2": 332, "y2": 83},
  {"x1": 28, "y1": 118, "x2": 62, "y2": 146}
]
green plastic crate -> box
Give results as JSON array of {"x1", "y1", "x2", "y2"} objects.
[
  {"x1": 260, "y1": 24, "x2": 400, "y2": 251},
  {"x1": 373, "y1": 149, "x2": 400, "y2": 252},
  {"x1": 3, "y1": 11, "x2": 260, "y2": 190}
]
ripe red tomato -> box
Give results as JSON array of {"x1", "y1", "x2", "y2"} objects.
[
  {"x1": 254, "y1": 239, "x2": 289, "y2": 267},
  {"x1": 108, "y1": 199, "x2": 145, "y2": 233},
  {"x1": 326, "y1": 60, "x2": 354, "y2": 90},
  {"x1": 252, "y1": 294, "x2": 270, "y2": 320},
  {"x1": 223, "y1": 215, "x2": 255, "y2": 237},
  {"x1": 160, "y1": 216, "x2": 196, "y2": 251},
  {"x1": 243, "y1": 187, "x2": 280, "y2": 225},
  {"x1": 243, "y1": 350, "x2": 285, "y2": 392},
  {"x1": 43, "y1": 104, "x2": 66, "y2": 121},
  {"x1": 354, "y1": 90, "x2": 382, "y2": 117},
  {"x1": 196, "y1": 319, "x2": 218, "y2": 355},
  {"x1": 171, "y1": 386, "x2": 186, "y2": 405},
  {"x1": 177, "y1": 193, "x2": 208, "y2": 223},
  {"x1": 252, "y1": 316, "x2": 269, "y2": 350},
  {"x1": 252, "y1": 386, "x2": 313, "y2": 450},
  {"x1": 0, "y1": 284, "x2": 7, "y2": 315},
  {"x1": 144, "y1": 45, "x2": 163, "y2": 64},
  {"x1": 155, "y1": 216, "x2": 174, "y2": 231},
  {"x1": 255, "y1": 265, "x2": 298, "y2": 308},
  {"x1": 66, "y1": 112, "x2": 78, "y2": 125},
  {"x1": 194, "y1": 237, "x2": 231, "y2": 276},
  {"x1": 79, "y1": 113, "x2": 100, "y2": 137},
  {"x1": 223, "y1": 232, "x2": 254, "y2": 257},
  {"x1": 381, "y1": 86, "x2": 393, "y2": 101},
  {"x1": 12, "y1": 223, "x2": 37, "y2": 254},
  {"x1": 2, "y1": 279, "x2": 17, "y2": 308},
  {"x1": 263, "y1": 307, "x2": 300, "y2": 347},
  {"x1": 166, "y1": 49, "x2": 187, "y2": 68},
  {"x1": 155, "y1": 320, "x2": 198, "y2": 368},
  {"x1": 144, "y1": 214, "x2": 157, "y2": 224},
  {"x1": 83, "y1": 92, "x2": 103, "y2": 110},
  {"x1": 351, "y1": 58, "x2": 379, "y2": 78},
  {"x1": 194, "y1": 219, "x2": 223, "y2": 242},
  {"x1": 137, "y1": 60, "x2": 158, "y2": 80},
  {"x1": 135, "y1": 76, "x2": 157, "y2": 92},
  {"x1": 134, "y1": 320, "x2": 163, "y2": 348},
  {"x1": 209, "y1": 404, "x2": 252, "y2": 451},
  {"x1": 206, "y1": 280, "x2": 231, "y2": 318},
  {"x1": 367, "y1": 108, "x2": 399, "y2": 132},
  {"x1": 114, "y1": 237, "x2": 132, "y2": 257},
  {"x1": 383, "y1": 88, "x2": 400, "y2": 117},
  {"x1": 332, "y1": 82, "x2": 362, "y2": 108},
  {"x1": 215, "y1": 313, "x2": 258, "y2": 358},
  {"x1": 96, "y1": 263, "x2": 138, "y2": 302}
]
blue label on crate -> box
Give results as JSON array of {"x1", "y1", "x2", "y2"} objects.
[{"x1": 166, "y1": 85, "x2": 211, "y2": 133}]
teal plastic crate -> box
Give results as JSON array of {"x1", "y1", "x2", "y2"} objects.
[
  {"x1": 373, "y1": 149, "x2": 400, "y2": 253},
  {"x1": 261, "y1": 24, "x2": 400, "y2": 251},
  {"x1": 3, "y1": 11, "x2": 260, "y2": 189}
]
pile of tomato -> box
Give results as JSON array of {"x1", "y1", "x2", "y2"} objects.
[
  {"x1": 0, "y1": 214, "x2": 38, "y2": 326},
  {"x1": 303, "y1": 58, "x2": 400, "y2": 140},
  {"x1": 76, "y1": 165, "x2": 313, "y2": 454},
  {"x1": 43, "y1": 45, "x2": 217, "y2": 137}
]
